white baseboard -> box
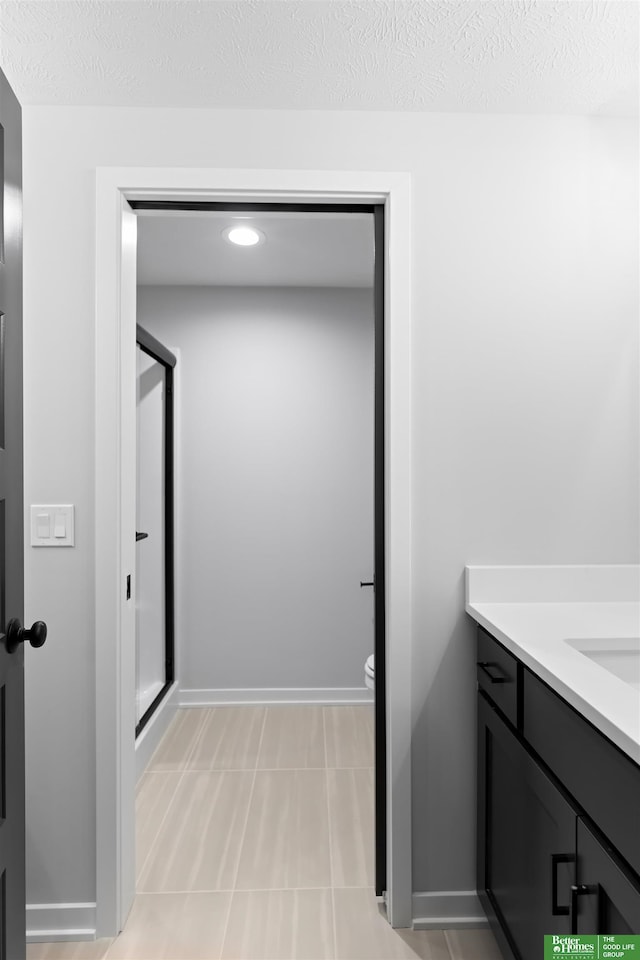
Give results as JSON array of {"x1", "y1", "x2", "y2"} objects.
[
  {"x1": 135, "y1": 680, "x2": 179, "y2": 781},
  {"x1": 26, "y1": 903, "x2": 97, "y2": 942},
  {"x1": 26, "y1": 892, "x2": 484, "y2": 941},
  {"x1": 412, "y1": 891, "x2": 488, "y2": 930},
  {"x1": 179, "y1": 686, "x2": 374, "y2": 707}
]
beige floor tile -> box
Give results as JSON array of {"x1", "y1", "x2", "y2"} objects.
[
  {"x1": 135, "y1": 771, "x2": 182, "y2": 879},
  {"x1": 334, "y1": 889, "x2": 449, "y2": 960},
  {"x1": 257, "y1": 705, "x2": 326, "y2": 769},
  {"x1": 221, "y1": 889, "x2": 334, "y2": 959},
  {"x1": 324, "y1": 706, "x2": 374, "y2": 768},
  {"x1": 444, "y1": 928, "x2": 502, "y2": 960},
  {"x1": 188, "y1": 706, "x2": 265, "y2": 770},
  {"x1": 235, "y1": 770, "x2": 331, "y2": 889},
  {"x1": 106, "y1": 892, "x2": 230, "y2": 960},
  {"x1": 27, "y1": 941, "x2": 112, "y2": 960},
  {"x1": 395, "y1": 931, "x2": 452, "y2": 960},
  {"x1": 138, "y1": 771, "x2": 253, "y2": 891},
  {"x1": 327, "y1": 768, "x2": 374, "y2": 887},
  {"x1": 147, "y1": 709, "x2": 207, "y2": 772}
]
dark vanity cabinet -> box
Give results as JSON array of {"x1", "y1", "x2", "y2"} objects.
[
  {"x1": 476, "y1": 626, "x2": 640, "y2": 959},
  {"x1": 478, "y1": 694, "x2": 575, "y2": 959},
  {"x1": 574, "y1": 818, "x2": 640, "y2": 935}
]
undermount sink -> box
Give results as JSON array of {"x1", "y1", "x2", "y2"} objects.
[{"x1": 564, "y1": 636, "x2": 640, "y2": 690}]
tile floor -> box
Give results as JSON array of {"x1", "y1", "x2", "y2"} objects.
[{"x1": 28, "y1": 704, "x2": 502, "y2": 960}]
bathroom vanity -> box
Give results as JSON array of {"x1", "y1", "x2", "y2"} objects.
[{"x1": 465, "y1": 566, "x2": 640, "y2": 960}]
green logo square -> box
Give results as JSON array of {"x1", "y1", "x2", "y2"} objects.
[{"x1": 544, "y1": 935, "x2": 640, "y2": 959}]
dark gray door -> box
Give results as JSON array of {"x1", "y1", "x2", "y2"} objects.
[{"x1": 0, "y1": 66, "x2": 26, "y2": 960}]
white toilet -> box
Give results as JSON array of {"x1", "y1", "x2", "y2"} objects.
[{"x1": 364, "y1": 654, "x2": 375, "y2": 691}]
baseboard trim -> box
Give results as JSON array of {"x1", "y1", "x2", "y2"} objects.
[
  {"x1": 135, "y1": 680, "x2": 179, "y2": 780},
  {"x1": 26, "y1": 903, "x2": 97, "y2": 942},
  {"x1": 179, "y1": 686, "x2": 374, "y2": 706},
  {"x1": 26, "y1": 891, "x2": 485, "y2": 940},
  {"x1": 412, "y1": 891, "x2": 489, "y2": 930}
]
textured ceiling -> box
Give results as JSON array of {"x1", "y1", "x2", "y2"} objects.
[
  {"x1": 137, "y1": 211, "x2": 374, "y2": 287},
  {"x1": 0, "y1": 0, "x2": 637, "y2": 116}
]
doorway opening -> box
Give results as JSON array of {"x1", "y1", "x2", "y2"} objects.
[
  {"x1": 133, "y1": 201, "x2": 386, "y2": 895},
  {"x1": 94, "y1": 167, "x2": 412, "y2": 936}
]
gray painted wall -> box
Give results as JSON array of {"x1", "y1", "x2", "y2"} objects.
[
  {"x1": 137, "y1": 285, "x2": 375, "y2": 692},
  {"x1": 22, "y1": 107, "x2": 638, "y2": 911}
]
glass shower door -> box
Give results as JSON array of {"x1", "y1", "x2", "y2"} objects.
[{"x1": 136, "y1": 325, "x2": 175, "y2": 735}]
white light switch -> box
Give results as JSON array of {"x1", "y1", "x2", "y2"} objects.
[
  {"x1": 36, "y1": 512, "x2": 50, "y2": 539},
  {"x1": 31, "y1": 505, "x2": 75, "y2": 547}
]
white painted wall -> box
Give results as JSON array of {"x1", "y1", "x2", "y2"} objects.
[
  {"x1": 135, "y1": 347, "x2": 167, "y2": 722},
  {"x1": 22, "y1": 107, "x2": 639, "y2": 919},
  {"x1": 137, "y1": 284, "x2": 375, "y2": 695}
]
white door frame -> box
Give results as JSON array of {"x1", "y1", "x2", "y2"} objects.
[{"x1": 94, "y1": 166, "x2": 413, "y2": 935}]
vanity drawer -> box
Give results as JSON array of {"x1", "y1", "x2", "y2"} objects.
[
  {"x1": 523, "y1": 668, "x2": 640, "y2": 879},
  {"x1": 476, "y1": 627, "x2": 519, "y2": 726}
]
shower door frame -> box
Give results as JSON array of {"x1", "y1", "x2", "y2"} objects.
[{"x1": 135, "y1": 324, "x2": 176, "y2": 737}]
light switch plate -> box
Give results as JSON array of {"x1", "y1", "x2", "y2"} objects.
[{"x1": 30, "y1": 505, "x2": 75, "y2": 547}]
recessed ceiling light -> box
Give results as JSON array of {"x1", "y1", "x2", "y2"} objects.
[{"x1": 223, "y1": 225, "x2": 265, "y2": 247}]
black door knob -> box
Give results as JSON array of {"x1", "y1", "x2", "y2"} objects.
[{"x1": 5, "y1": 619, "x2": 48, "y2": 654}]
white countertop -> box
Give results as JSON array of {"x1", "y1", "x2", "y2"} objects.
[{"x1": 465, "y1": 566, "x2": 640, "y2": 765}]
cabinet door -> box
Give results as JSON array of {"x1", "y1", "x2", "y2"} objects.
[
  {"x1": 524, "y1": 668, "x2": 640, "y2": 879},
  {"x1": 575, "y1": 818, "x2": 640, "y2": 935},
  {"x1": 478, "y1": 693, "x2": 576, "y2": 960}
]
